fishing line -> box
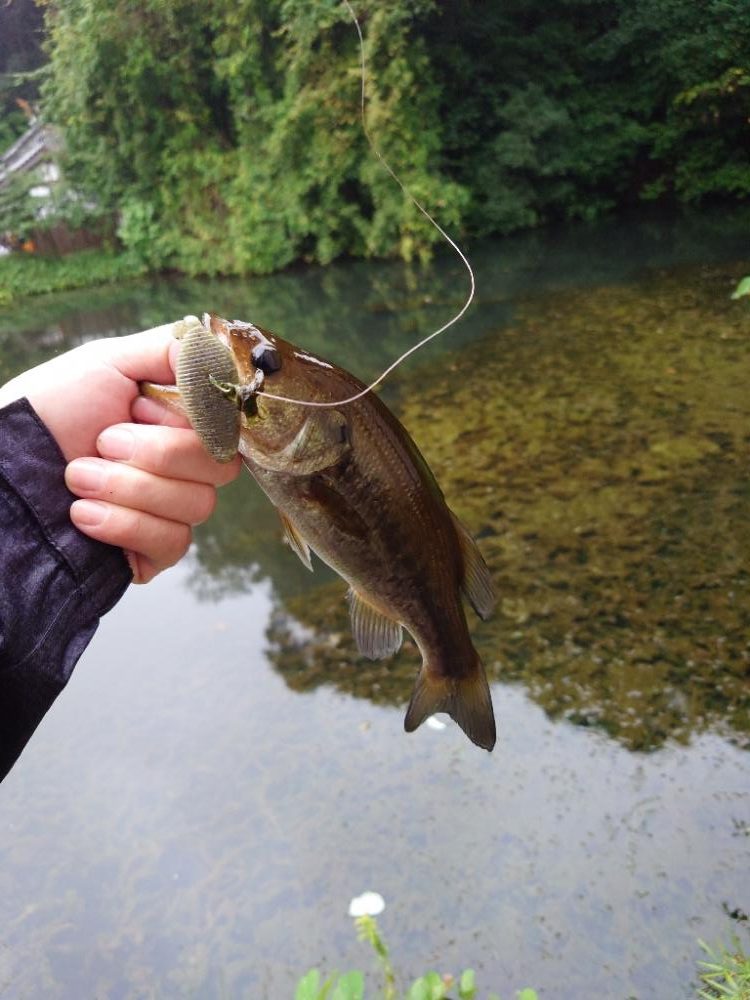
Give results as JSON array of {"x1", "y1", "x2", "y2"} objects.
[{"x1": 255, "y1": 0, "x2": 475, "y2": 410}]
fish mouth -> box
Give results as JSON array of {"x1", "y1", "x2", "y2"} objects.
[
  {"x1": 199, "y1": 313, "x2": 282, "y2": 377},
  {"x1": 199, "y1": 312, "x2": 229, "y2": 351}
]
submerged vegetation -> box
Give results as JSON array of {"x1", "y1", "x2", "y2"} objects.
[
  {"x1": 1, "y1": 229, "x2": 746, "y2": 998},
  {"x1": 1, "y1": 0, "x2": 747, "y2": 280},
  {"x1": 189, "y1": 256, "x2": 750, "y2": 753}
]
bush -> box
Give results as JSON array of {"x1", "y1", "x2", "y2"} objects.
[{"x1": 0, "y1": 247, "x2": 147, "y2": 303}]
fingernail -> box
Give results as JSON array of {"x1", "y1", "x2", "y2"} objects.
[
  {"x1": 66, "y1": 458, "x2": 105, "y2": 493},
  {"x1": 98, "y1": 427, "x2": 135, "y2": 460},
  {"x1": 71, "y1": 499, "x2": 108, "y2": 527}
]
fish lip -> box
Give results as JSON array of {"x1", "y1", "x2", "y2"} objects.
[{"x1": 202, "y1": 312, "x2": 231, "y2": 350}]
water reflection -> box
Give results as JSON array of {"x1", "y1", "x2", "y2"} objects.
[
  {"x1": 2, "y1": 212, "x2": 749, "y2": 999},
  {"x1": 188, "y1": 255, "x2": 750, "y2": 753},
  {"x1": 3, "y1": 212, "x2": 749, "y2": 756},
  {"x1": 3, "y1": 204, "x2": 748, "y2": 381}
]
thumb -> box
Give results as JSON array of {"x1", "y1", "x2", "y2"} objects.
[{"x1": 108, "y1": 323, "x2": 179, "y2": 386}]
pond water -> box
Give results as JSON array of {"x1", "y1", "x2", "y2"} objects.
[{"x1": 0, "y1": 208, "x2": 749, "y2": 999}]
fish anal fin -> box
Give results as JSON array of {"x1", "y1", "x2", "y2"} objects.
[
  {"x1": 404, "y1": 658, "x2": 496, "y2": 752},
  {"x1": 450, "y1": 511, "x2": 496, "y2": 621},
  {"x1": 278, "y1": 510, "x2": 313, "y2": 571},
  {"x1": 347, "y1": 589, "x2": 403, "y2": 660}
]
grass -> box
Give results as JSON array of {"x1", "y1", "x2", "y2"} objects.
[
  {"x1": 697, "y1": 938, "x2": 750, "y2": 999},
  {"x1": 0, "y1": 247, "x2": 148, "y2": 304},
  {"x1": 295, "y1": 915, "x2": 750, "y2": 999},
  {"x1": 295, "y1": 915, "x2": 538, "y2": 1000}
]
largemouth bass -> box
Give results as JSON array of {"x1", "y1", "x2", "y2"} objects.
[{"x1": 143, "y1": 315, "x2": 497, "y2": 750}]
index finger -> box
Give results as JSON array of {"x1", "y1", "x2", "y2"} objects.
[{"x1": 96, "y1": 423, "x2": 241, "y2": 486}]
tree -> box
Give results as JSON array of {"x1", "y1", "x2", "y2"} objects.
[{"x1": 38, "y1": 0, "x2": 750, "y2": 274}]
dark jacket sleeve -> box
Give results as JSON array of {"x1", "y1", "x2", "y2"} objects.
[{"x1": 0, "y1": 398, "x2": 132, "y2": 781}]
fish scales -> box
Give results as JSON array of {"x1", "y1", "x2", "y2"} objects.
[{"x1": 142, "y1": 315, "x2": 497, "y2": 751}]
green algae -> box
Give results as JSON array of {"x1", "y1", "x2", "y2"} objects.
[{"x1": 260, "y1": 259, "x2": 750, "y2": 752}]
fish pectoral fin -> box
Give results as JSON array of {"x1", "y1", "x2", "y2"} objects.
[
  {"x1": 404, "y1": 657, "x2": 496, "y2": 752},
  {"x1": 450, "y1": 510, "x2": 496, "y2": 620},
  {"x1": 347, "y1": 589, "x2": 403, "y2": 660},
  {"x1": 278, "y1": 510, "x2": 313, "y2": 571}
]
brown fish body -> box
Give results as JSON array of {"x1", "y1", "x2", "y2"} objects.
[
  {"x1": 210, "y1": 316, "x2": 497, "y2": 751},
  {"x1": 247, "y1": 359, "x2": 475, "y2": 673},
  {"x1": 143, "y1": 315, "x2": 497, "y2": 750}
]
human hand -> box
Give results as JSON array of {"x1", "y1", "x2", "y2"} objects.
[{"x1": 0, "y1": 325, "x2": 241, "y2": 583}]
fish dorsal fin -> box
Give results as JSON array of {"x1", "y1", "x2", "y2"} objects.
[
  {"x1": 278, "y1": 510, "x2": 313, "y2": 571},
  {"x1": 450, "y1": 511, "x2": 496, "y2": 621},
  {"x1": 347, "y1": 589, "x2": 403, "y2": 660},
  {"x1": 250, "y1": 410, "x2": 350, "y2": 475}
]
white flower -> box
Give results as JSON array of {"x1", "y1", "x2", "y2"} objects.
[{"x1": 348, "y1": 891, "x2": 385, "y2": 917}]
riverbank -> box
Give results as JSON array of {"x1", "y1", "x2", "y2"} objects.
[
  {"x1": 3, "y1": 203, "x2": 750, "y2": 312},
  {"x1": 0, "y1": 246, "x2": 147, "y2": 305}
]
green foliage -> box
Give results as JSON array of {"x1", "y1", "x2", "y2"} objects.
[
  {"x1": 0, "y1": 170, "x2": 38, "y2": 236},
  {"x1": 116, "y1": 197, "x2": 168, "y2": 270},
  {"x1": 697, "y1": 938, "x2": 750, "y2": 999},
  {"x1": 295, "y1": 969, "x2": 365, "y2": 1000},
  {"x1": 0, "y1": 0, "x2": 46, "y2": 151},
  {"x1": 731, "y1": 276, "x2": 750, "y2": 301},
  {"x1": 40, "y1": 0, "x2": 458, "y2": 276},
  {"x1": 0, "y1": 106, "x2": 27, "y2": 153},
  {"x1": 0, "y1": 161, "x2": 109, "y2": 251},
  {"x1": 36, "y1": 0, "x2": 750, "y2": 277},
  {"x1": 0, "y1": 247, "x2": 146, "y2": 304},
  {"x1": 431, "y1": 0, "x2": 750, "y2": 232},
  {"x1": 356, "y1": 915, "x2": 397, "y2": 1000},
  {"x1": 296, "y1": 916, "x2": 536, "y2": 1000}
]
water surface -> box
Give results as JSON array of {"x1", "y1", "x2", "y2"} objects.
[{"x1": 0, "y1": 209, "x2": 748, "y2": 998}]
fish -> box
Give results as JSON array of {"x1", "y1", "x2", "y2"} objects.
[{"x1": 142, "y1": 314, "x2": 497, "y2": 750}]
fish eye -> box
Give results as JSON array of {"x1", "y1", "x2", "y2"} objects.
[{"x1": 251, "y1": 343, "x2": 282, "y2": 374}]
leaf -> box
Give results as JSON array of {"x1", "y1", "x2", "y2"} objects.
[
  {"x1": 407, "y1": 971, "x2": 447, "y2": 1000},
  {"x1": 406, "y1": 976, "x2": 431, "y2": 1000},
  {"x1": 406, "y1": 978, "x2": 428, "y2": 1000},
  {"x1": 331, "y1": 971, "x2": 365, "y2": 1000},
  {"x1": 458, "y1": 969, "x2": 477, "y2": 999},
  {"x1": 295, "y1": 969, "x2": 321, "y2": 1000},
  {"x1": 517, "y1": 990, "x2": 540, "y2": 1000},
  {"x1": 730, "y1": 276, "x2": 750, "y2": 300}
]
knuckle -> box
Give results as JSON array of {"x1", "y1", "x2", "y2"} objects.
[
  {"x1": 192, "y1": 486, "x2": 217, "y2": 524},
  {"x1": 167, "y1": 523, "x2": 192, "y2": 565},
  {"x1": 146, "y1": 432, "x2": 170, "y2": 472},
  {"x1": 134, "y1": 516, "x2": 191, "y2": 573}
]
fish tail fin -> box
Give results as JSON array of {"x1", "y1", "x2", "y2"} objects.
[{"x1": 404, "y1": 656, "x2": 496, "y2": 752}]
